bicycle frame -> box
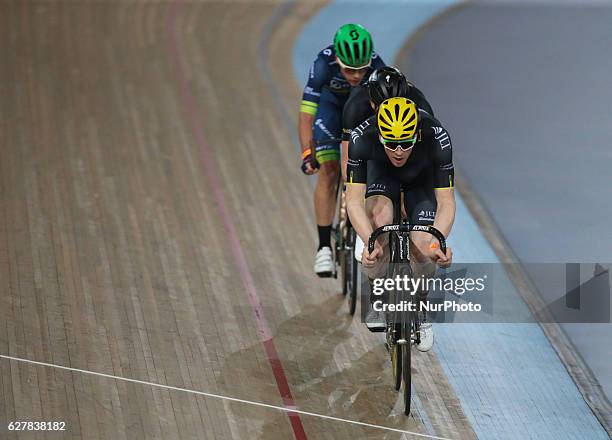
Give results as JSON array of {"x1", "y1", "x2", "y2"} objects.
[
  {"x1": 369, "y1": 221, "x2": 446, "y2": 339},
  {"x1": 367, "y1": 205, "x2": 446, "y2": 415}
]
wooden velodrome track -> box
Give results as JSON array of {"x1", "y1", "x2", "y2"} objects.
[{"x1": 1, "y1": 1, "x2": 477, "y2": 439}]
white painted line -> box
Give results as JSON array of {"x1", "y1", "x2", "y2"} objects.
[{"x1": 0, "y1": 353, "x2": 453, "y2": 440}]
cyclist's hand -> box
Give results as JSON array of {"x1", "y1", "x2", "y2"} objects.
[
  {"x1": 301, "y1": 148, "x2": 320, "y2": 175},
  {"x1": 362, "y1": 240, "x2": 383, "y2": 268},
  {"x1": 430, "y1": 243, "x2": 452, "y2": 268},
  {"x1": 302, "y1": 160, "x2": 319, "y2": 175}
]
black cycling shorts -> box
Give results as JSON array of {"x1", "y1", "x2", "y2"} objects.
[{"x1": 364, "y1": 161, "x2": 436, "y2": 225}]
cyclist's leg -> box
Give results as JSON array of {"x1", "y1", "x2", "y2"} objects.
[
  {"x1": 362, "y1": 164, "x2": 400, "y2": 330},
  {"x1": 363, "y1": 196, "x2": 392, "y2": 279},
  {"x1": 363, "y1": 161, "x2": 400, "y2": 280},
  {"x1": 312, "y1": 91, "x2": 341, "y2": 239},
  {"x1": 404, "y1": 181, "x2": 437, "y2": 351},
  {"x1": 312, "y1": 90, "x2": 342, "y2": 275}
]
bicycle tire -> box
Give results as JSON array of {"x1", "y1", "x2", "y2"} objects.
[
  {"x1": 391, "y1": 338, "x2": 402, "y2": 391},
  {"x1": 340, "y1": 223, "x2": 350, "y2": 297},
  {"x1": 391, "y1": 261, "x2": 413, "y2": 415},
  {"x1": 334, "y1": 180, "x2": 346, "y2": 291},
  {"x1": 330, "y1": 225, "x2": 340, "y2": 280},
  {"x1": 340, "y1": 241, "x2": 348, "y2": 296},
  {"x1": 402, "y1": 317, "x2": 412, "y2": 415},
  {"x1": 348, "y1": 228, "x2": 358, "y2": 315},
  {"x1": 385, "y1": 259, "x2": 406, "y2": 390}
]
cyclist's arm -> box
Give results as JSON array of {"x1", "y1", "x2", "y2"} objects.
[
  {"x1": 345, "y1": 135, "x2": 372, "y2": 242},
  {"x1": 341, "y1": 86, "x2": 372, "y2": 181},
  {"x1": 346, "y1": 182, "x2": 372, "y2": 244},
  {"x1": 432, "y1": 124, "x2": 456, "y2": 238},
  {"x1": 299, "y1": 112, "x2": 315, "y2": 155},
  {"x1": 433, "y1": 187, "x2": 455, "y2": 238},
  {"x1": 299, "y1": 55, "x2": 329, "y2": 154},
  {"x1": 371, "y1": 52, "x2": 386, "y2": 69},
  {"x1": 408, "y1": 83, "x2": 435, "y2": 118},
  {"x1": 340, "y1": 140, "x2": 349, "y2": 181},
  {"x1": 340, "y1": 95, "x2": 354, "y2": 182}
]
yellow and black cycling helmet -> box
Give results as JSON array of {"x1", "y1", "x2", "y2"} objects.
[{"x1": 377, "y1": 97, "x2": 418, "y2": 141}]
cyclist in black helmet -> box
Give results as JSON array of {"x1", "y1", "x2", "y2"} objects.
[{"x1": 340, "y1": 66, "x2": 434, "y2": 181}]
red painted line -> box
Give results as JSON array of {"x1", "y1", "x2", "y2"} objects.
[{"x1": 165, "y1": 5, "x2": 307, "y2": 440}]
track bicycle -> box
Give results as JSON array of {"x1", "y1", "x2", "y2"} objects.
[
  {"x1": 306, "y1": 137, "x2": 359, "y2": 314},
  {"x1": 367, "y1": 200, "x2": 446, "y2": 415}
]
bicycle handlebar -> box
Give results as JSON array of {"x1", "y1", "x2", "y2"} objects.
[{"x1": 367, "y1": 224, "x2": 447, "y2": 254}]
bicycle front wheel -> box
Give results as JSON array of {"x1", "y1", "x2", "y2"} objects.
[
  {"x1": 390, "y1": 339, "x2": 402, "y2": 391},
  {"x1": 402, "y1": 318, "x2": 413, "y2": 415}
]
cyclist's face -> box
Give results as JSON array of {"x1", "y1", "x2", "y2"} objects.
[
  {"x1": 384, "y1": 145, "x2": 412, "y2": 167},
  {"x1": 339, "y1": 64, "x2": 369, "y2": 86}
]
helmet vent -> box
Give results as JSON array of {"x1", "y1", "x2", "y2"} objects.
[
  {"x1": 360, "y1": 40, "x2": 368, "y2": 63},
  {"x1": 342, "y1": 42, "x2": 350, "y2": 60},
  {"x1": 352, "y1": 42, "x2": 360, "y2": 63}
]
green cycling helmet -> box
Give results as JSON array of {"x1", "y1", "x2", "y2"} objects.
[{"x1": 333, "y1": 24, "x2": 373, "y2": 69}]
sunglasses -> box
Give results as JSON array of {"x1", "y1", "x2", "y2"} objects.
[
  {"x1": 379, "y1": 135, "x2": 417, "y2": 152},
  {"x1": 340, "y1": 66, "x2": 370, "y2": 75},
  {"x1": 336, "y1": 57, "x2": 371, "y2": 74}
]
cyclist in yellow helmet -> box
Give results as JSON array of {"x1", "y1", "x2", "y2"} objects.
[
  {"x1": 341, "y1": 66, "x2": 435, "y2": 182},
  {"x1": 345, "y1": 97, "x2": 456, "y2": 350}
]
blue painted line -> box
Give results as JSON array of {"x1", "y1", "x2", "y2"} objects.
[
  {"x1": 411, "y1": 391, "x2": 437, "y2": 437},
  {"x1": 292, "y1": 2, "x2": 609, "y2": 439}
]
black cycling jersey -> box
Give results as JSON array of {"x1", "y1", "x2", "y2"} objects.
[
  {"x1": 346, "y1": 111, "x2": 454, "y2": 190},
  {"x1": 341, "y1": 83, "x2": 434, "y2": 141}
]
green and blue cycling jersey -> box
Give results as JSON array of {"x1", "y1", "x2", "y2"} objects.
[{"x1": 300, "y1": 45, "x2": 385, "y2": 164}]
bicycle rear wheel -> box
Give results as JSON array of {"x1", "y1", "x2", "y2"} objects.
[
  {"x1": 340, "y1": 238, "x2": 348, "y2": 296},
  {"x1": 334, "y1": 182, "x2": 346, "y2": 290},
  {"x1": 347, "y1": 228, "x2": 358, "y2": 315}
]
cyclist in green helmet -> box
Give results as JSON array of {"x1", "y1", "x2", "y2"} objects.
[
  {"x1": 299, "y1": 24, "x2": 385, "y2": 277},
  {"x1": 333, "y1": 23, "x2": 374, "y2": 69}
]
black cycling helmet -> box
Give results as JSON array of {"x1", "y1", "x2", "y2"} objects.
[{"x1": 367, "y1": 66, "x2": 409, "y2": 106}]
